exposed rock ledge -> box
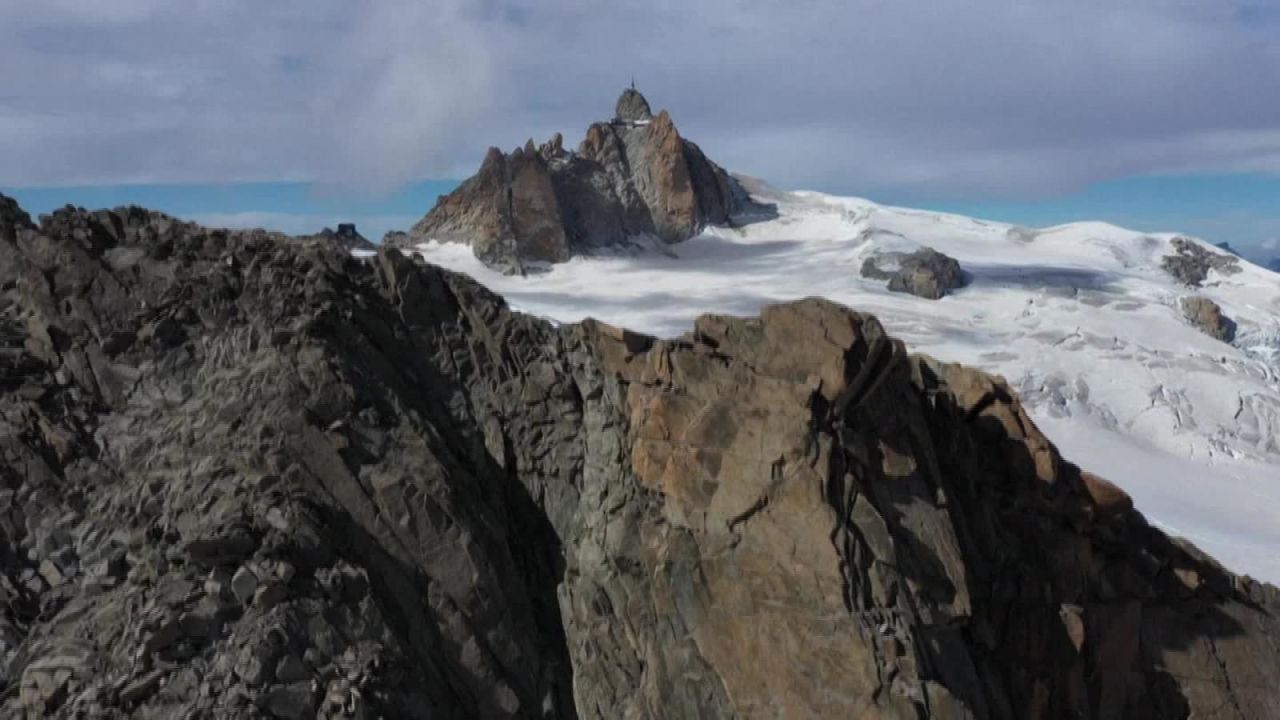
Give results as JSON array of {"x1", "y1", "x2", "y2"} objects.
[
  {"x1": 304, "y1": 223, "x2": 374, "y2": 252},
  {"x1": 2, "y1": 197, "x2": 1279, "y2": 718},
  {"x1": 1181, "y1": 296, "x2": 1237, "y2": 342},
  {"x1": 861, "y1": 247, "x2": 967, "y2": 299},
  {"x1": 1162, "y1": 237, "x2": 1240, "y2": 287}
]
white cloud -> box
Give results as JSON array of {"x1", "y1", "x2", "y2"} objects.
[
  {"x1": 0, "y1": 1, "x2": 496, "y2": 189},
  {"x1": 305, "y1": 1, "x2": 497, "y2": 192},
  {"x1": 2, "y1": 0, "x2": 1280, "y2": 200}
]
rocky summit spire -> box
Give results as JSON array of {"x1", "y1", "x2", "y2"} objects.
[
  {"x1": 398, "y1": 87, "x2": 769, "y2": 273},
  {"x1": 614, "y1": 87, "x2": 652, "y2": 122}
]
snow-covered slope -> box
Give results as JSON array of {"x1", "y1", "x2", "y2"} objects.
[{"x1": 407, "y1": 180, "x2": 1280, "y2": 583}]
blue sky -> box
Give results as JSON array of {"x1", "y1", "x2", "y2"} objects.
[
  {"x1": 6, "y1": 173, "x2": 1280, "y2": 260},
  {"x1": 0, "y1": 180, "x2": 457, "y2": 244},
  {"x1": 888, "y1": 174, "x2": 1280, "y2": 260},
  {"x1": 2, "y1": 1, "x2": 1280, "y2": 258}
]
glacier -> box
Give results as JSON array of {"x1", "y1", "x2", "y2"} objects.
[{"x1": 407, "y1": 178, "x2": 1280, "y2": 583}]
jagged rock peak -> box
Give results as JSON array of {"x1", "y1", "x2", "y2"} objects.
[
  {"x1": 0, "y1": 192, "x2": 34, "y2": 237},
  {"x1": 539, "y1": 132, "x2": 565, "y2": 158},
  {"x1": 307, "y1": 223, "x2": 375, "y2": 252},
  {"x1": 394, "y1": 88, "x2": 770, "y2": 272},
  {"x1": 615, "y1": 87, "x2": 653, "y2": 122}
]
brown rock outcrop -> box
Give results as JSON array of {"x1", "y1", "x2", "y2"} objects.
[
  {"x1": 407, "y1": 144, "x2": 569, "y2": 272},
  {"x1": 1, "y1": 193, "x2": 1278, "y2": 718},
  {"x1": 1180, "y1": 296, "x2": 1237, "y2": 342},
  {"x1": 580, "y1": 299, "x2": 1280, "y2": 718},
  {"x1": 615, "y1": 87, "x2": 653, "y2": 122}
]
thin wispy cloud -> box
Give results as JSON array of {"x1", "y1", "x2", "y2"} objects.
[
  {"x1": 2, "y1": 0, "x2": 1279, "y2": 202},
  {"x1": 0, "y1": 1, "x2": 497, "y2": 189}
]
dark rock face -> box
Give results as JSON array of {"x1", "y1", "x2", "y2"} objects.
[
  {"x1": 862, "y1": 247, "x2": 966, "y2": 299},
  {"x1": 1181, "y1": 296, "x2": 1237, "y2": 342},
  {"x1": 304, "y1": 223, "x2": 375, "y2": 252},
  {"x1": 1161, "y1": 237, "x2": 1241, "y2": 286},
  {"x1": 614, "y1": 88, "x2": 653, "y2": 122},
  {"x1": 393, "y1": 89, "x2": 769, "y2": 272},
  {"x1": 407, "y1": 144, "x2": 570, "y2": 273},
  {"x1": 3, "y1": 194, "x2": 1280, "y2": 718},
  {"x1": 0, "y1": 194, "x2": 33, "y2": 236}
]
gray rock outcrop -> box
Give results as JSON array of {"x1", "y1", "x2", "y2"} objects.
[
  {"x1": 861, "y1": 247, "x2": 966, "y2": 299},
  {"x1": 1181, "y1": 296, "x2": 1237, "y2": 342},
  {"x1": 2, "y1": 193, "x2": 1279, "y2": 718},
  {"x1": 391, "y1": 89, "x2": 770, "y2": 272},
  {"x1": 0, "y1": 193, "x2": 32, "y2": 233},
  {"x1": 614, "y1": 88, "x2": 653, "y2": 122},
  {"x1": 1161, "y1": 237, "x2": 1241, "y2": 286},
  {"x1": 304, "y1": 223, "x2": 375, "y2": 252}
]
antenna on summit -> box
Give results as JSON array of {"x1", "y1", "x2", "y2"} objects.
[{"x1": 630, "y1": 76, "x2": 635, "y2": 90}]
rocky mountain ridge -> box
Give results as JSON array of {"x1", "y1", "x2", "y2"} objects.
[
  {"x1": 305, "y1": 224, "x2": 374, "y2": 252},
  {"x1": 387, "y1": 89, "x2": 769, "y2": 273},
  {"x1": 2, "y1": 194, "x2": 1280, "y2": 718}
]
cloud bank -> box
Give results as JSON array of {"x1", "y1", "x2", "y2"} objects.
[{"x1": 3, "y1": 0, "x2": 1280, "y2": 200}]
